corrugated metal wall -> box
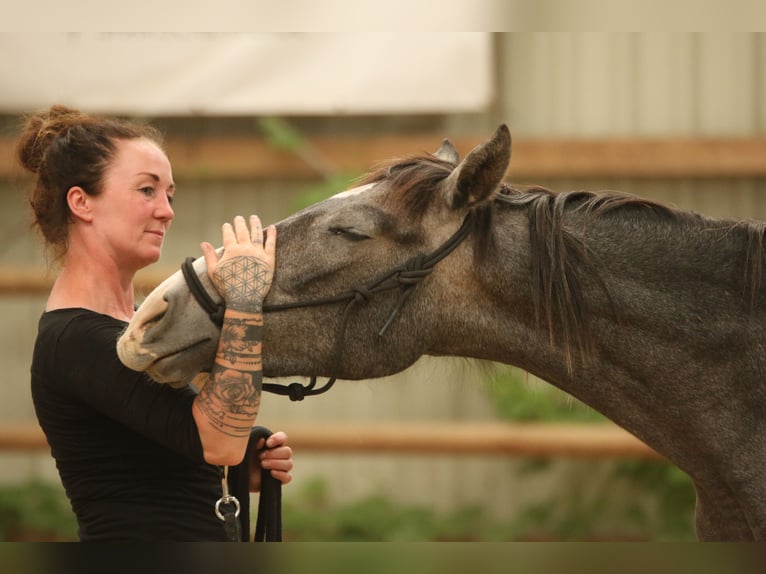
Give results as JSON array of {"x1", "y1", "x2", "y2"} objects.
[
  {"x1": 2, "y1": 33, "x2": 765, "y2": 525},
  {"x1": 500, "y1": 33, "x2": 765, "y2": 137}
]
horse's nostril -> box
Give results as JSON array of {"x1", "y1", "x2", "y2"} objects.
[{"x1": 144, "y1": 310, "x2": 167, "y2": 330}]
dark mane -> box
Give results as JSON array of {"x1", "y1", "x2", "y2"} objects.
[
  {"x1": 361, "y1": 154, "x2": 766, "y2": 373},
  {"x1": 497, "y1": 186, "x2": 766, "y2": 372},
  {"x1": 359, "y1": 154, "x2": 454, "y2": 219}
]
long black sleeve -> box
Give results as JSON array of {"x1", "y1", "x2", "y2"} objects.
[{"x1": 31, "y1": 308, "x2": 227, "y2": 541}]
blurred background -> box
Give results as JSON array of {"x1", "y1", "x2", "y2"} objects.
[{"x1": 1, "y1": 32, "x2": 765, "y2": 541}]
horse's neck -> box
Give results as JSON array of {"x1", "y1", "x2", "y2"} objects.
[{"x1": 457, "y1": 209, "x2": 764, "y2": 464}]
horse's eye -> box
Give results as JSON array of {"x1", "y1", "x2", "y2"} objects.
[{"x1": 329, "y1": 227, "x2": 371, "y2": 242}]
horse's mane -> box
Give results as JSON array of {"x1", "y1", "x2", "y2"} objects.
[
  {"x1": 360, "y1": 154, "x2": 766, "y2": 372},
  {"x1": 497, "y1": 187, "x2": 766, "y2": 374}
]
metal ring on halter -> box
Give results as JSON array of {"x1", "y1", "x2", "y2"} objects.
[{"x1": 215, "y1": 495, "x2": 241, "y2": 521}]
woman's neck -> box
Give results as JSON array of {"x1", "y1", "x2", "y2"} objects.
[{"x1": 46, "y1": 253, "x2": 137, "y2": 321}]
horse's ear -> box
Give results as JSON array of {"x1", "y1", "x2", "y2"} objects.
[
  {"x1": 434, "y1": 139, "x2": 459, "y2": 164},
  {"x1": 442, "y1": 124, "x2": 511, "y2": 210}
]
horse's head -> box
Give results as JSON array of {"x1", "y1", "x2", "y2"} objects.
[{"x1": 117, "y1": 124, "x2": 511, "y2": 385}]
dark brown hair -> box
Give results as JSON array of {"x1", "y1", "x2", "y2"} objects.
[{"x1": 16, "y1": 105, "x2": 164, "y2": 263}]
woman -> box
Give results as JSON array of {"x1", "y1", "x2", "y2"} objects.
[{"x1": 17, "y1": 105, "x2": 293, "y2": 541}]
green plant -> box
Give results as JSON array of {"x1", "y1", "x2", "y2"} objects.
[
  {"x1": 482, "y1": 365, "x2": 696, "y2": 540},
  {"x1": 291, "y1": 173, "x2": 362, "y2": 213},
  {"x1": 484, "y1": 366, "x2": 605, "y2": 423},
  {"x1": 256, "y1": 115, "x2": 364, "y2": 213},
  {"x1": 280, "y1": 477, "x2": 503, "y2": 541},
  {"x1": 0, "y1": 479, "x2": 77, "y2": 541}
]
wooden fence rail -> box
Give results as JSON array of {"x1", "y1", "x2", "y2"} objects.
[
  {"x1": 0, "y1": 421, "x2": 663, "y2": 460},
  {"x1": 0, "y1": 266, "x2": 169, "y2": 296},
  {"x1": 3, "y1": 135, "x2": 766, "y2": 182}
]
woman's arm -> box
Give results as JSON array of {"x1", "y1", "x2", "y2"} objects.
[{"x1": 192, "y1": 215, "x2": 276, "y2": 466}]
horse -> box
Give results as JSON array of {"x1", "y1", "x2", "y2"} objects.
[{"x1": 117, "y1": 124, "x2": 766, "y2": 541}]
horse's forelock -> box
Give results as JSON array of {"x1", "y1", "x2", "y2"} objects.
[{"x1": 359, "y1": 155, "x2": 455, "y2": 220}]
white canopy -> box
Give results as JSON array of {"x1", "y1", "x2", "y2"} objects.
[{"x1": 0, "y1": 33, "x2": 492, "y2": 115}]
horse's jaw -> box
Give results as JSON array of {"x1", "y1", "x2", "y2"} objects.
[
  {"x1": 117, "y1": 328, "x2": 216, "y2": 386},
  {"x1": 117, "y1": 265, "x2": 221, "y2": 385},
  {"x1": 116, "y1": 330, "x2": 157, "y2": 372},
  {"x1": 144, "y1": 341, "x2": 216, "y2": 387}
]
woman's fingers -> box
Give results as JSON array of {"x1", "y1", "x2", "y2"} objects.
[
  {"x1": 259, "y1": 431, "x2": 293, "y2": 483},
  {"x1": 265, "y1": 431, "x2": 289, "y2": 449},
  {"x1": 221, "y1": 221, "x2": 235, "y2": 245},
  {"x1": 249, "y1": 215, "x2": 263, "y2": 243},
  {"x1": 200, "y1": 242, "x2": 219, "y2": 280},
  {"x1": 233, "y1": 215, "x2": 251, "y2": 243},
  {"x1": 260, "y1": 453, "x2": 294, "y2": 485},
  {"x1": 264, "y1": 224, "x2": 277, "y2": 258},
  {"x1": 222, "y1": 215, "x2": 268, "y2": 250},
  {"x1": 268, "y1": 469, "x2": 293, "y2": 485}
]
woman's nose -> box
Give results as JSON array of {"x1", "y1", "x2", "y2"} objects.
[{"x1": 156, "y1": 194, "x2": 175, "y2": 220}]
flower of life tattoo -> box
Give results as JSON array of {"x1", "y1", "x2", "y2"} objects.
[{"x1": 212, "y1": 255, "x2": 272, "y2": 312}]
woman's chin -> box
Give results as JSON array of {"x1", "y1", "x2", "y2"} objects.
[{"x1": 132, "y1": 251, "x2": 162, "y2": 271}]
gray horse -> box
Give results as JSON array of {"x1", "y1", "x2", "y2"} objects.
[{"x1": 118, "y1": 125, "x2": 766, "y2": 540}]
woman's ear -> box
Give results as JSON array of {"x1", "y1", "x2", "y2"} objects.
[{"x1": 66, "y1": 186, "x2": 94, "y2": 223}]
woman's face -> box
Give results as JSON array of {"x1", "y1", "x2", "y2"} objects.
[{"x1": 91, "y1": 138, "x2": 175, "y2": 270}]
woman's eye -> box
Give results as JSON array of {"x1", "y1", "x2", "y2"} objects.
[
  {"x1": 139, "y1": 186, "x2": 155, "y2": 197},
  {"x1": 329, "y1": 227, "x2": 371, "y2": 241}
]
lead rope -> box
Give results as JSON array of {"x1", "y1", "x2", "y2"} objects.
[
  {"x1": 251, "y1": 426, "x2": 282, "y2": 542},
  {"x1": 216, "y1": 427, "x2": 282, "y2": 542}
]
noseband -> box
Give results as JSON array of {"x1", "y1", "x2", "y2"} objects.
[{"x1": 181, "y1": 212, "x2": 476, "y2": 401}]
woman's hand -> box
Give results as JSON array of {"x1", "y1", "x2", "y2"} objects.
[
  {"x1": 201, "y1": 215, "x2": 276, "y2": 312},
  {"x1": 250, "y1": 431, "x2": 294, "y2": 492}
]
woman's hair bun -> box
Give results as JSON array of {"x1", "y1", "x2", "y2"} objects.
[{"x1": 16, "y1": 105, "x2": 87, "y2": 174}]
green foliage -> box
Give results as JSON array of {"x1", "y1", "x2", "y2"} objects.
[
  {"x1": 290, "y1": 173, "x2": 362, "y2": 213},
  {"x1": 256, "y1": 115, "x2": 364, "y2": 214},
  {"x1": 484, "y1": 366, "x2": 605, "y2": 423},
  {"x1": 481, "y1": 365, "x2": 697, "y2": 540},
  {"x1": 279, "y1": 468, "x2": 696, "y2": 541},
  {"x1": 281, "y1": 477, "x2": 504, "y2": 541},
  {"x1": 0, "y1": 472, "x2": 694, "y2": 541},
  {"x1": 611, "y1": 460, "x2": 697, "y2": 540},
  {"x1": 0, "y1": 479, "x2": 77, "y2": 541},
  {"x1": 256, "y1": 117, "x2": 305, "y2": 152}
]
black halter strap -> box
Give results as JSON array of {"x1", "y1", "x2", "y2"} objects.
[
  {"x1": 181, "y1": 257, "x2": 226, "y2": 325},
  {"x1": 180, "y1": 211, "x2": 476, "y2": 401}
]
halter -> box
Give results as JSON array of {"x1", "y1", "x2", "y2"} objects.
[{"x1": 181, "y1": 211, "x2": 476, "y2": 401}]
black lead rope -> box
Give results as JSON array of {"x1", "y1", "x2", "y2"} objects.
[{"x1": 218, "y1": 426, "x2": 282, "y2": 542}]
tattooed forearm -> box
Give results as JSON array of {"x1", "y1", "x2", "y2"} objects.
[
  {"x1": 211, "y1": 255, "x2": 272, "y2": 312},
  {"x1": 196, "y1": 311, "x2": 264, "y2": 438},
  {"x1": 197, "y1": 368, "x2": 261, "y2": 437},
  {"x1": 218, "y1": 318, "x2": 264, "y2": 363}
]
